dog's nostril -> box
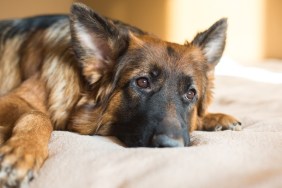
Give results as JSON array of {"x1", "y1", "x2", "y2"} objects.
[{"x1": 152, "y1": 134, "x2": 184, "y2": 148}]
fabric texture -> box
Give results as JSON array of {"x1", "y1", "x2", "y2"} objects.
[{"x1": 30, "y1": 62, "x2": 282, "y2": 188}]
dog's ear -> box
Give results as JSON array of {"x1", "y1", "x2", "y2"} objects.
[
  {"x1": 70, "y1": 3, "x2": 128, "y2": 84},
  {"x1": 191, "y1": 18, "x2": 227, "y2": 69}
]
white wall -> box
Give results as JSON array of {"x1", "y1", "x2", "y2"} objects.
[{"x1": 166, "y1": 0, "x2": 266, "y2": 63}]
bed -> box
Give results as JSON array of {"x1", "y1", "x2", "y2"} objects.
[{"x1": 30, "y1": 60, "x2": 282, "y2": 188}]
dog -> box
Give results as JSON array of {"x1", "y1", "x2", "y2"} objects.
[{"x1": 0, "y1": 3, "x2": 241, "y2": 187}]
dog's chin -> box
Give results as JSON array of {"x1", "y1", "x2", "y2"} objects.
[{"x1": 108, "y1": 122, "x2": 154, "y2": 147}]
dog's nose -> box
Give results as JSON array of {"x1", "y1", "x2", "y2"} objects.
[{"x1": 151, "y1": 134, "x2": 184, "y2": 147}]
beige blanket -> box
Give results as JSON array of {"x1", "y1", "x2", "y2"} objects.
[{"x1": 30, "y1": 61, "x2": 282, "y2": 188}]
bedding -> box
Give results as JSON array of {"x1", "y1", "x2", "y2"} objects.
[{"x1": 30, "y1": 60, "x2": 282, "y2": 188}]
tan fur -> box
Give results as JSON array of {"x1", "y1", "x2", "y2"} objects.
[
  {"x1": 0, "y1": 111, "x2": 52, "y2": 184},
  {"x1": 41, "y1": 56, "x2": 81, "y2": 129},
  {"x1": 0, "y1": 37, "x2": 23, "y2": 95}
]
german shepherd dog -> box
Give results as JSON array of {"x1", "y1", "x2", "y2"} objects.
[{"x1": 0, "y1": 3, "x2": 241, "y2": 187}]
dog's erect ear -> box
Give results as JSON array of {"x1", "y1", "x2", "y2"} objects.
[
  {"x1": 70, "y1": 3, "x2": 128, "y2": 84},
  {"x1": 192, "y1": 18, "x2": 227, "y2": 69}
]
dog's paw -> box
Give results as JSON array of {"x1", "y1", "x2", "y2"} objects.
[
  {"x1": 203, "y1": 113, "x2": 242, "y2": 131},
  {"x1": 0, "y1": 138, "x2": 40, "y2": 188},
  {"x1": 215, "y1": 121, "x2": 242, "y2": 131},
  {"x1": 227, "y1": 122, "x2": 242, "y2": 131}
]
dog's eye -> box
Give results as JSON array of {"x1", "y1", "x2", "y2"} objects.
[
  {"x1": 136, "y1": 77, "x2": 150, "y2": 89},
  {"x1": 184, "y1": 89, "x2": 196, "y2": 100}
]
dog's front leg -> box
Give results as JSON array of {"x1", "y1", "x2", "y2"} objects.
[{"x1": 0, "y1": 96, "x2": 52, "y2": 187}]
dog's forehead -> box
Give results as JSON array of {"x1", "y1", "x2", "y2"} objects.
[{"x1": 128, "y1": 35, "x2": 207, "y2": 75}]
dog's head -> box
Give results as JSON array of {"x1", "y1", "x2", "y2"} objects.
[{"x1": 69, "y1": 3, "x2": 227, "y2": 147}]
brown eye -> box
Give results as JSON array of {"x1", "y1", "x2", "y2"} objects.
[
  {"x1": 136, "y1": 77, "x2": 150, "y2": 89},
  {"x1": 185, "y1": 89, "x2": 196, "y2": 100}
]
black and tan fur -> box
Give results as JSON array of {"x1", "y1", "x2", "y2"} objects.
[{"x1": 0, "y1": 3, "x2": 241, "y2": 187}]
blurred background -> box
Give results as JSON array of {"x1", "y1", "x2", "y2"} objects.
[{"x1": 0, "y1": 0, "x2": 281, "y2": 64}]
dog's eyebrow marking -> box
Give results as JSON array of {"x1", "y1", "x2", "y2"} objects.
[{"x1": 166, "y1": 46, "x2": 177, "y2": 57}]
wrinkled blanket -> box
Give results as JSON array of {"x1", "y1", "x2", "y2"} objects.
[{"x1": 30, "y1": 61, "x2": 282, "y2": 188}]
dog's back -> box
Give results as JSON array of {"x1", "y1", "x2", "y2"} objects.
[
  {"x1": 0, "y1": 15, "x2": 70, "y2": 96},
  {"x1": 0, "y1": 15, "x2": 86, "y2": 130}
]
